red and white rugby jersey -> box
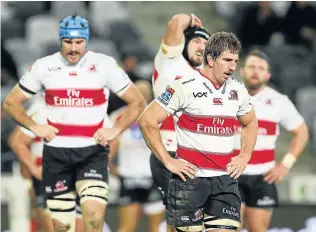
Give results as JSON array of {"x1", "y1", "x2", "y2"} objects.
[
  {"x1": 152, "y1": 41, "x2": 200, "y2": 152},
  {"x1": 154, "y1": 72, "x2": 252, "y2": 177},
  {"x1": 19, "y1": 51, "x2": 131, "y2": 148},
  {"x1": 234, "y1": 86, "x2": 304, "y2": 175},
  {"x1": 110, "y1": 107, "x2": 152, "y2": 178}
]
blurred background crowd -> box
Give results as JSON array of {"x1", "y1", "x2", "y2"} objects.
[{"x1": 1, "y1": 1, "x2": 316, "y2": 231}]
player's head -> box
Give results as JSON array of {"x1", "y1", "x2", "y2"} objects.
[
  {"x1": 135, "y1": 80, "x2": 153, "y2": 104},
  {"x1": 240, "y1": 49, "x2": 271, "y2": 91},
  {"x1": 59, "y1": 15, "x2": 89, "y2": 65},
  {"x1": 183, "y1": 26, "x2": 210, "y2": 67},
  {"x1": 203, "y1": 31, "x2": 241, "y2": 84}
]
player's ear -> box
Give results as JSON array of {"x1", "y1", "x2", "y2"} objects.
[
  {"x1": 265, "y1": 71, "x2": 271, "y2": 82},
  {"x1": 207, "y1": 55, "x2": 214, "y2": 68}
]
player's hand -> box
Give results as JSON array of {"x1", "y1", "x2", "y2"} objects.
[
  {"x1": 93, "y1": 127, "x2": 121, "y2": 146},
  {"x1": 226, "y1": 154, "x2": 249, "y2": 179},
  {"x1": 165, "y1": 157, "x2": 198, "y2": 181},
  {"x1": 31, "y1": 124, "x2": 59, "y2": 142},
  {"x1": 264, "y1": 164, "x2": 290, "y2": 184},
  {"x1": 30, "y1": 165, "x2": 43, "y2": 181},
  {"x1": 190, "y1": 14, "x2": 203, "y2": 28}
]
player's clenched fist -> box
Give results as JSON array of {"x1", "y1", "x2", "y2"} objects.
[{"x1": 31, "y1": 124, "x2": 59, "y2": 142}]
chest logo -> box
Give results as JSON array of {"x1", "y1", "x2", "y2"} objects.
[
  {"x1": 193, "y1": 92, "x2": 207, "y2": 98},
  {"x1": 228, "y1": 90, "x2": 238, "y2": 100},
  {"x1": 213, "y1": 98, "x2": 223, "y2": 105}
]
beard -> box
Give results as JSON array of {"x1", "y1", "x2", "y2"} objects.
[
  {"x1": 243, "y1": 78, "x2": 265, "y2": 91},
  {"x1": 189, "y1": 58, "x2": 202, "y2": 67}
]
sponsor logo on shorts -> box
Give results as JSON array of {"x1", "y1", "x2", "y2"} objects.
[
  {"x1": 84, "y1": 169, "x2": 102, "y2": 179},
  {"x1": 45, "y1": 186, "x2": 52, "y2": 193},
  {"x1": 181, "y1": 216, "x2": 190, "y2": 221},
  {"x1": 54, "y1": 180, "x2": 68, "y2": 193},
  {"x1": 192, "y1": 208, "x2": 203, "y2": 222},
  {"x1": 222, "y1": 207, "x2": 240, "y2": 218},
  {"x1": 257, "y1": 196, "x2": 275, "y2": 206}
]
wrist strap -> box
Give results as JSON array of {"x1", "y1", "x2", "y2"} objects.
[
  {"x1": 281, "y1": 153, "x2": 296, "y2": 169},
  {"x1": 190, "y1": 13, "x2": 195, "y2": 27}
]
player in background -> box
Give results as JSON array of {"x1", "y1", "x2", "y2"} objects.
[
  {"x1": 139, "y1": 32, "x2": 258, "y2": 232},
  {"x1": 3, "y1": 15, "x2": 145, "y2": 232},
  {"x1": 151, "y1": 13, "x2": 210, "y2": 215},
  {"x1": 235, "y1": 50, "x2": 309, "y2": 232},
  {"x1": 8, "y1": 93, "x2": 54, "y2": 232},
  {"x1": 109, "y1": 80, "x2": 165, "y2": 232}
]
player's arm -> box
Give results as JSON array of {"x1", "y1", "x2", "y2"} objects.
[
  {"x1": 285, "y1": 122, "x2": 309, "y2": 164},
  {"x1": 138, "y1": 83, "x2": 197, "y2": 181},
  {"x1": 95, "y1": 59, "x2": 146, "y2": 144},
  {"x1": 138, "y1": 102, "x2": 170, "y2": 164},
  {"x1": 8, "y1": 126, "x2": 42, "y2": 180},
  {"x1": 3, "y1": 85, "x2": 38, "y2": 131},
  {"x1": 237, "y1": 108, "x2": 258, "y2": 160},
  {"x1": 227, "y1": 84, "x2": 258, "y2": 178},
  {"x1": 227, "y1": 108, "x2": 258, "y2": 179},
  {"x1": 164, "y1": 13, "x2": 202, "y2": 47},
  {"x1": 264, "y1": 97, "x2": 309, "y2": 183},
  {"x1": 3, "y1": 63, "x2": 58, "y2": 140},
  {"x1": 114, "y1": 84, "x2": 146, "y2": 136}
]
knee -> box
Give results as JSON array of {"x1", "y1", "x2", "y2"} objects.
[{"x1": 87, "y1": 218, "x2": 104, "y2": 230}]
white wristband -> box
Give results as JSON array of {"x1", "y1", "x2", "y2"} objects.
[{"x1": 281, "y1": 153, "x2": 296, "y2": 169}]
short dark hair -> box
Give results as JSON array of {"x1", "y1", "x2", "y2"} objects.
[
  {"x1": 244, "y1": 49, "x2": 271, "y2": 67},
  {"x1": 203, "y1": 32, "x2": 241, "y2": 65}
]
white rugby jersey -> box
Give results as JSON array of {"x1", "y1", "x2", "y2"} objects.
[
  {"x1": 110, "y1": 107, "x2": 152, "y2": 178},
  {"x1": 152, "y1": 42, "x2": 199, "y2": 152},
  {"x1": 234, "y1": 86, "x2": 304, "y2": 175},
  {"x1": 19, "y1": 51, "x2": 131, "y2": 148},
  {"x1": 154, "y1": 72, "x2": 252, "y2": 177}
]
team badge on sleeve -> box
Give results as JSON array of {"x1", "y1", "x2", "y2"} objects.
[{"x1": 157, "y1": 86, "x2": 175, "y2": 106}]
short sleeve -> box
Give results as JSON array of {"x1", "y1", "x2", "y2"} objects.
[
  {"x1": 105, "y1": 58, "x2": 131, "y2": 97},
  {"x1": 154, "y1": 80, "x2": 187, "y2": 116},
  {"x1": 237, "y1": 84, "x2": 252, "y2": 116},
  {"x1": 279, "y1": 96, "x2": 304, "y2": 131},
  {"x1": 19, "y1": 60, "x2": 43, "y2": 97},
  {"x1": 153, "y1": 41, "x2": 185, "y2": 74}
]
